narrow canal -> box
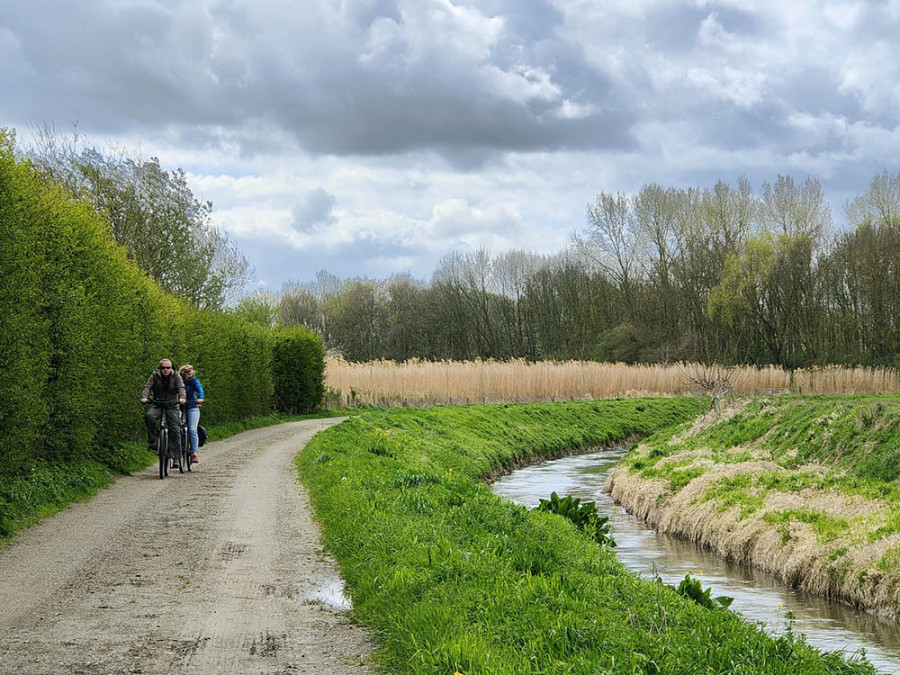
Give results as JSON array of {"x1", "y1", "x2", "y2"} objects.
[{"x1": 491, "y1": 447, "x2": 900, "y2": 674}]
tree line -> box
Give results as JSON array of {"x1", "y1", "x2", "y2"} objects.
[{"x1": 237, "y1": 172, "x2": 900, "y2": 368}]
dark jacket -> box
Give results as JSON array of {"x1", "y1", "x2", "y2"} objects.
[{"x1": 141, "y1": 370, "x2": 186, "y2": 403}]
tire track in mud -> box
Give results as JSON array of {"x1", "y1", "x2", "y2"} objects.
[{"x1": 0, "y1": 419, "x2": 371, "y2": 674}]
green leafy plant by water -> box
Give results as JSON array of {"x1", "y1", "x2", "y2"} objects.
[
  {"x1": 670, "y1": 574, "x2": 734, "y2": 610},
  {"x1": 535, "y1": 491, "x2": 616, "y2": 548}
]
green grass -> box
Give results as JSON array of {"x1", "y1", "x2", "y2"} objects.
[
  {"x1": 298, "y1": 399, "x2": 874, "y2": 674},
  {"x1": 699, "y1": 476, "x2": 766, "y2": 518},
  {"x1": 0, "y1": 461, "x2": 116, "y2": 538},
  {"x1": 628, "y1": 395, "x2": 900, "y2": 506},
  {"x1": 763, "y1": 508, "x2": 849, "y2": 544}
]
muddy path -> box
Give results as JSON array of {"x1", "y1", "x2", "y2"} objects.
[{"x1": 0, "y1": 419, "x2": 372, "y2": 674}]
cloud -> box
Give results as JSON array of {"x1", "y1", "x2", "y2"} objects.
[
  {"x1": 4, "y1": 0, "x2": 900, "y2": 290},
  {"x1": 290, "y1": 189, "x2": 338, "y2": 234},
  {"x1": 2, "y1": 0, "x2": 633, "y2": 161}
]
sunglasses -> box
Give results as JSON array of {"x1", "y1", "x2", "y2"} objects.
[{"x1": 159, "y1": 365, "x2": 172, "y2": 370}]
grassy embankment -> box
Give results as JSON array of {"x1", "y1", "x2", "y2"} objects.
[
  {"x1": 0, "y1": 410, "x2": 344, "y2": 542},
  {"x1": 298, "y1": 399, "x2": 874, "y2": 674},
  {"x1": 606, "y1": 395, "x2": 900, "y2": 621}
]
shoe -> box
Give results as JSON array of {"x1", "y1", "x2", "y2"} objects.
[
  {"x1": 192, "y1": 454, "x2": 199, "y2": 463},
  {"x1": 171, "y1": 460, "x2": 180, "y2": 469}
]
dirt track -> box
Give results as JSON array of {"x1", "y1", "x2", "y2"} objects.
[{"x1": 0, "y1": 419, "x2": 372, "y2": 674}]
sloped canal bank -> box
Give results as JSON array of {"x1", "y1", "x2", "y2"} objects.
[{"x1": 492, "y1": 447, "x2": 900, "y2": 675}]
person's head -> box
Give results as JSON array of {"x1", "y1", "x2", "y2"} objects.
[
  {"x1": 158, "y1": 359, "x2": 174, "y2": 375},
  {"x1": 179, "y1": 364, "x2": 194, "y2": 380}
]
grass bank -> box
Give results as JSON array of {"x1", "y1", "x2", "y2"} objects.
[
  {"x1": 0, "y1": 409, "x2": 345, "y2": 542},
  {"x1": 298, "y1": 399, "x2": 873, "y2": 673},
  {"x1": 606, "y1": 395, "x2": 900, "y2": 621}
]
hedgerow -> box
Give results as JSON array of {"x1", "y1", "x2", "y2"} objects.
[
  {"x1": 0, "y1": 130, "x2": 321, "y2": 485},
  {"x1": 272, "y1": 325, "x2": 326, "y2": 414}
]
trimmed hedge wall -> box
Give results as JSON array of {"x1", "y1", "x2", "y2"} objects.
[
  {"x1": 272, "y1": 325, "x2": 326, "y2": 414},
  {"x1": 0, "y1": 131, "x2": 321, "y2": 477}
]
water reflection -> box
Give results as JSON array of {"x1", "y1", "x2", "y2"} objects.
[
  {"x1": 306, "y1": 576, "x2": 353, "y2": 612},
  {"x1": 492, "y1": 447, "x2": 900, "y2": 673}
]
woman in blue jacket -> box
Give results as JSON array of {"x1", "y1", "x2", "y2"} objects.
[{"x1": 179, "y1": 364, "x2": 205, "y2": 463}]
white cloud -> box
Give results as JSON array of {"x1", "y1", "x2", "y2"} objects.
[
  {"x1": 556, "y1": 99, "x2": 597, "y2": 120},
  {"x1": 482, "y1": 64, "x2": 562, "y2": 105},
  {"x1": 685, "y1": 65, "x2": 767, "y2": 108},
  {"x1": 838, "y1": 42, "x2": 900, "y2": 113},
  {"x1": 3, "y1": 0, "x2": 900, "y2": 288}
]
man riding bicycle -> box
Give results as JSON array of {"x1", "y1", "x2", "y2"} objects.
[{"x1": 140, "y1": 359, "x2": 187, "y2": 467}]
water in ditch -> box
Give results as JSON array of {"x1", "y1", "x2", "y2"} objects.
[{"x1": 491, "y1": 447, "x2": 900, "y2": 674}]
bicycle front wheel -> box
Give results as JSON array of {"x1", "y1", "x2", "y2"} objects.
[{"x1": 158, "y1": 428, "x2": 168, "y2": 479}]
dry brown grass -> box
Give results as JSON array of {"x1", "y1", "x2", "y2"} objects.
[
  {"x1": 325, "y1": 358, "x2": 900, "y2": 407},
  {"x1": 604, "y1": 415, "x2": 900, "y2": 620}
]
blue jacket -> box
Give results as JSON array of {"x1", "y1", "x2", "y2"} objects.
[{"x1": 184, "y1": 377, "x2": 205, "y2": 408}]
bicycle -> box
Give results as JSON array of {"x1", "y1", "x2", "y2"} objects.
[
  {"x1": 178, "y1": 405, "x2": 193, "y2": 473},
  {"x1": 143, "y1": 399, "x2": 181, "y2": 479}
]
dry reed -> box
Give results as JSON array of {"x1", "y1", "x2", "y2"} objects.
[
  {"x1": 324, "y1": 358, "x2": 900, "y2": 407},
  {"x1": 604, "y1": 443, "x2": 900, "y2": 620}
]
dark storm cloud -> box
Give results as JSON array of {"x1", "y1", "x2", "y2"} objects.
[
  {"x1": 4, "y1": 0, "x2": 900, "y2": 290},
  {"x1": 1, "y1": 0, "x2": 636, "y2": 159},
  {"x1": 3, "y1": 0, "x2": 898, "y2": 166}
]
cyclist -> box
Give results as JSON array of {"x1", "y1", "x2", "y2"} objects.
[
  {"x1": 140, "y1": 359, "x2": 187, "y2": 467},
  {"x1": 178, "y1": 364, "x2": 205, "y2": 464}
]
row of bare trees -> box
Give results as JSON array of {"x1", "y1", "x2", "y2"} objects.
[{"x1": 233, "y1": 171, "x2": 900, "y2": 368}]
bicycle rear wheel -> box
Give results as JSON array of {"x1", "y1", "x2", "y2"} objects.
[
  {"x1": 178, "y1": 426, "x2": 186, "y2": 473},
  {"x1": 182, "y1": 426, "x2": 192, "y2": 472},
  {"x1": 158, "y1": 428, "x2": 168, "y2": 479}
]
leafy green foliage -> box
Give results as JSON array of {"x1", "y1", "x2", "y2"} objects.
[
  {"x1": 272, "y1": 325, "x2": 326, "y2": 414},
  {"x1": 25, "y1": 127, "x2": 251, "y2": 309},
  {"x1": 535, "y1": 491, "x2": 616, "y2": 547},
  {"x1": 670, "y1": 574, "x2": 734, "y2": 610}
]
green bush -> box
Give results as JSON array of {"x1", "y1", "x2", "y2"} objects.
[
  {"x1": 272, "y1": 325, "x2": 326, "y2": 414},
  {"x1": 0, "y1": 129, "x2": 329, "y2": 540}
]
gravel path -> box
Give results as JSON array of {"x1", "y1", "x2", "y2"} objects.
[{"x1": 0, "y1": 418, "x2": 372, "y2": 674}]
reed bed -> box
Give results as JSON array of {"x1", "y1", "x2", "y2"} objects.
[{"x1": 325, "y1": 357, "x2": 900, "y2": 407}]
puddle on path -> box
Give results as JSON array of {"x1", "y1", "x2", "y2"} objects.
[{"x1": 307, "y1": 576, "x2": 352, "y2": 612}]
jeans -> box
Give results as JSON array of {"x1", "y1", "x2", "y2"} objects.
[{"x1": 185, "y1": 405, "x2": 200, "y2": 455}]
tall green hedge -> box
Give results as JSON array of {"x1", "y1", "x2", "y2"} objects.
[
  {"x1": 271, "y1": 325, "x2": 326, "y2": 414},
  {"x1": 0, "y1": 130, "x2": 321, "y2": 477}
]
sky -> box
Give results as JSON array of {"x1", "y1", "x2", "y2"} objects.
[{"x1": 3, "y1": 0, "x2": 900, "y2": 293}]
